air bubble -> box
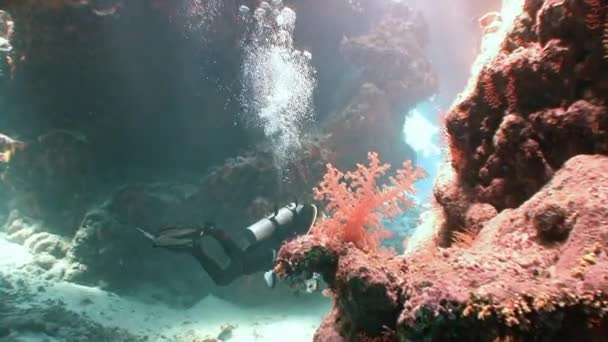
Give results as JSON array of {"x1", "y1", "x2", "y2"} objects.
[
  {"x1": 240, "y1": 4, "x2": 316, "y2": 169},
  {"x1": 276, "y1": 29, "x2": 291, "y2": 46},
  {"x1": 254, "y1": 8, "x2": 266, "y2": 20},
  {"x1": 276, "y1": 7, "x2": 296, "y2": 30},
  {"x1": 260, "y1": 1, "x2": 272, "y2": 11}
]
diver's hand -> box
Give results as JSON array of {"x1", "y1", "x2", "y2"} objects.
[{"x1": 264, "y1": 270, "x2": 276, "y2": 289}]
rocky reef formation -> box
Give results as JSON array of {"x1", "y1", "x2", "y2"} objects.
[
  {"x1": 275, "y1": 0, "x2": 608, "y2": 340},
  {"x1": 1, "y1": 130, "x2": 96, "y2": 235},
  {"x1": 279, "y1": 153, "x2": 608, "y2": 342},
  {"x1": 439, "y1": 0, "x2": 608, "y2": 244}
]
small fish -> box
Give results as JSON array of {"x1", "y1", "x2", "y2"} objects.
[
  {"x1": 0, "y1": 133, "x2": 25, "y2": 163},
  {"x1": 91, "y1": 1, "x2": 122, "y2": 17},
  {"x1": 92, "y1": 7, "x2": 118, "y2": 16},
  {"x1": 0, "y1": 149, "x2": 12, "y2": 163}
]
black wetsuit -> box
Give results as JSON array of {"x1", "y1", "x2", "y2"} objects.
[{"x1": 189, "y1": 203, "x2": 316, "y2": 286}]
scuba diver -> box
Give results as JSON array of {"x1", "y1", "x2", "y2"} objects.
[{"x1": 136, "y1": 202, "x2": 317, "y2": 287}]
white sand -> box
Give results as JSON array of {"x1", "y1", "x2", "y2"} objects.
[{"x1": 0, "y1": 233, "x2": 330, "y2": 341}]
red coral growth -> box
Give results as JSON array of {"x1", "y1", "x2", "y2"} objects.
[
  {"x1": 502, "y1": 45, "x2": 549, "y2": 111},
  {"x1": 440, "y1": 110, "x2": 465, "y2": 172},
  {"x1": 481, "y1": 70, "x2": 502, "y2": 109},
  {"x1": 311, "y1": 151, "x2": 425, "y2": 252},
  {"x1": 505, "y1": 74, "x2": 518, "y2": 110},
  {"x1": 584, "y1": 0, "x2": 604, "y2": 30}
]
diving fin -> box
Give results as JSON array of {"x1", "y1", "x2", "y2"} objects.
[
  {"x1": 136, "y1": 226, "x2": 203, "y2": 250},
  {"x1": 135, "y1": 227, "x2": 157, "y2": 242}
]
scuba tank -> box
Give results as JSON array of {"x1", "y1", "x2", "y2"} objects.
[{"x1": 232, "y1": 202, "x2": 317, "y2": 253}]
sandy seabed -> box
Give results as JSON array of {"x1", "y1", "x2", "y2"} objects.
[{"x1": 0, "y1": 233, "x2": 329, "y2": 342}]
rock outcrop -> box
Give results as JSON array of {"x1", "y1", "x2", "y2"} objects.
[
  {"x1": 278, "y1": 154, "x2": 608, "y2": 341},
  {"x1": 275, "y1": 1, "x2": 608, "y2": 340},
  {"x1": 439, "y1": 0, "x2": 608, "y2": 244}
]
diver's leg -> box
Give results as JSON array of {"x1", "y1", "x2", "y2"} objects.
[
  {"x1": 205, "y1": 227, "x2": 250, "y2": 258},
  {"x1": 190, "y1": 242, "x2": 241, "y2": 286}
]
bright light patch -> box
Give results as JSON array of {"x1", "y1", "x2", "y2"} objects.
[
  {"x1": 452, "y1": 0, "x2": 525, "y2": 108},
  {"x1": 403, "y1": 109, "x2": 440, "y2": 158},
  {"x1": 0, "y1": 233, "x2": 32, "y2": 267}
]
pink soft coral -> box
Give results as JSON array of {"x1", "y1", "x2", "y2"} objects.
[{"x1": 311, "y1": 151, "x2": 426, "y2": 252}]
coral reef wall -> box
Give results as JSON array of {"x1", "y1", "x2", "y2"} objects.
[
  {"x1": 280, "y1": 155, "x2": 608, "y2": 341},
  {"x1": 439, "y1": 0, "x2": 608, "y2": 245},
  {"x1": 275, "y1": 0, "x2": 608, "y2": 341}
]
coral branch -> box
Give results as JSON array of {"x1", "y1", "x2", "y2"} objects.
[
  {"x1": 505, "y1": 73, "x2": 518, "y2": 111},
  {"x1": 481, "y1": 70, "x2": 502, "y2": 109},
  {"x1": 311, "y1": 152, "x2": 425, "y2": 252}
]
